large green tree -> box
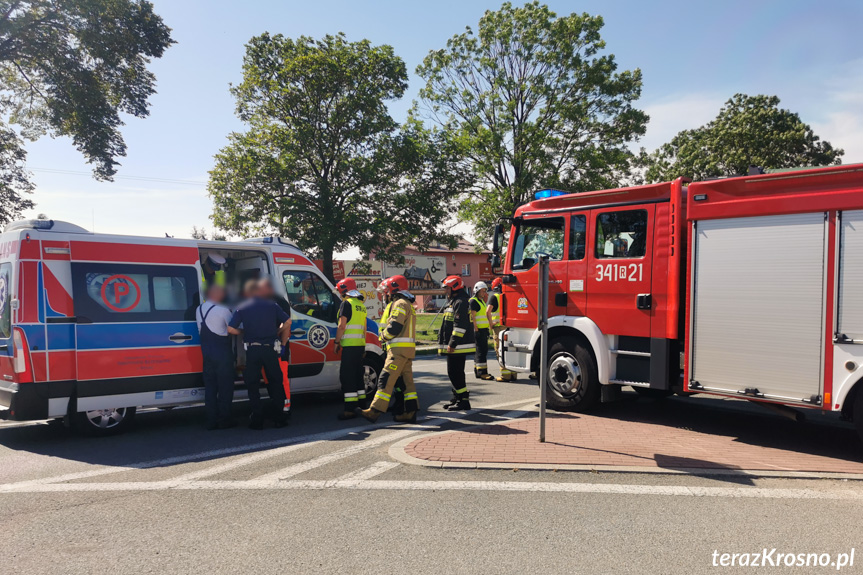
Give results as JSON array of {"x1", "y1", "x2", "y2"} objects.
[
  {"x1": 0, "y1": 0, "x2": 174, "y2": 221},
  {"x1": 208, "y1": 33, "x2": 471, "y2": 281},
  {"x1": 642, "y1": 94, "x2": 844, "y2": 182},
  {"x1": 416, "y1": 1, "x2": 648, "y2": 242}
]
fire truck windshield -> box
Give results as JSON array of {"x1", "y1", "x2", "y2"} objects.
[{"x1": 511, "y1": 218, "x2": 565, "y2": 270}]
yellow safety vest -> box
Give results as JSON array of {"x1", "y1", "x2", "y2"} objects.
[
  {"x1": 471, "y1": 295, "x2": 489, "y2": 329},
  {"x1": 382, "y1": 298, "x2": 416, "y2": 348},
  {"x1": 341, "y1": 296, "x2": 367, "y2": 347},
  {"x1": 201, "y1": 269, "x2": 225, "y2": 291},
  {"x1": 490, "y1": 292, "x2": 501, "y2": 325}
]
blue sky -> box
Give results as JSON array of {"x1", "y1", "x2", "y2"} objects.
[{"x1": 22, "y1": 0, "x2": 863, "y2": 251}]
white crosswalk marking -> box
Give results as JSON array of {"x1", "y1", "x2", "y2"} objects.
[{"x1": 335, "y1": 461, "x2": 401, "y2": 482}]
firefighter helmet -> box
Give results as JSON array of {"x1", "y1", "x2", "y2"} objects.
[
  {"x1": 473, "y1": 281, "x2": 488, "y2": 296},
  {"x1": 442, "y1": 275, "x2": 464, "y2": 292},
  {"x1": 335, "y1": 277, "x2": 357, "y2": 296},
  {"x1": 491, "y1": 277, "x2": 503, "y2": 290},
  {"x1": 380, "y1": 275, "x2": 408, "y2": 295}
]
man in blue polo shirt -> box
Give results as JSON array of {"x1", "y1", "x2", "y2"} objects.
[{"x1": 228, "y1": 279, "x2": 291, "y2": 429}]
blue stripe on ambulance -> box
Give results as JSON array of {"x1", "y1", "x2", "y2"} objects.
[{"x1": 76, "y1": 322, "x2": 200, "y2": 350}]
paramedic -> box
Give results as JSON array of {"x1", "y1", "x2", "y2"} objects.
[
  {"x1": 196, "y1": 284, "x2": 236, "y2": 430},
  {"x1": 259, "y1": 278, "x2": 293, "y2": 416},
  {"x1": 228, "y1": 282, "x2": 291, "y2": 429}
]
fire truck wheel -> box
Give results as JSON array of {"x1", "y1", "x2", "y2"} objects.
[
  {"x1": 362, "y1": 353, "x2": 384, "y2": 400},
  {"x1": 854, "y1": 388, "x2": 863, "y2": 445},
  {"x1": 74, "y1": 406, "x2": 136, "y2": 436},
  {"x1": 632, "y1": 387, "x2": 674, "y2": 399},
  {"x1": 545, "y1": 338, "x2": 599, "y2": 411}
]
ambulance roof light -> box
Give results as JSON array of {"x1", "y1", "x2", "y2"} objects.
[{"x1": 534, "y1": 189, "x2": 567, "y2": 200}]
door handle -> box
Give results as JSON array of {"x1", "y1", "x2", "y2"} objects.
[
  {"x1": 291, "y1": 328, "x2": 307, "y2": 337},
  {"x1": 169, "y1": 333, "x2": 193, "y2": 342},
  {"x1": 636, "y1": 294, "x2": 652, "y2": 310},
  {"x1": 554, "y1": 292, "x2": 567, "y2": 307}
]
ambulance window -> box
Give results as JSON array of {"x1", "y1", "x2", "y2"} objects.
[
  {"x1": 595, "y1": 210, "x2": 647, "y2": 259},
  {"x1": 511, "y1": 218, "x2": 565, "y2": 270},
  {"x1": 569, "y1": 215, "x2": 586, "y2": 260},
  {"x1": 282, "y1": 271, "x2": 337, "y2": 321},
  {"x1": 0, "y1": 263, "x2": 10, "y2": 339},
  {"x1": 153, "y1": 276, "x2": 189, "y2": 311},
  {"x1": 71, "y1": 263, "x2": 199, "y2": 323}
]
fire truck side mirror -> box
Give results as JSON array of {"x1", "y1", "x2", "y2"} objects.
[
  {"x1": 492, "y1": 223, "x2": 502, "y2": 255},
  {"x1": 489, "y1": 253, "x2": 501, "y2": 269}
]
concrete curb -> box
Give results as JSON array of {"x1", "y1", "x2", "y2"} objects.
[{"x1": 388, "y1": 421, "x2": 863, "y2": 481}]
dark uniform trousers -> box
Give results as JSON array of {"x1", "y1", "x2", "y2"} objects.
[
  {"x1": 474, "y1": 328, "x2": 490, "y2": 378},
  {"x1": 339, "y1": 346, "x2": 366, "y2": 408},
  {"x1": 447, "y1": 353, "x2": 469, "y2": 399},
  {"x1": 244, "y1": 344, "x2": 287, "y2": 423}
]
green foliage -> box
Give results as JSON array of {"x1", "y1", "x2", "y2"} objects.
[
  {"x1": 208, "y1": 33, "x2": 471, "y2": 281},
  {"x1": 416, "y1": 1, "x2": 647, "y2": 243},
  {"x1": 0, "y1": 0, "x2": 173, "y2": 222},
  {"x1": 642, "y1": 94, "x2": 844, "y2": 182}
]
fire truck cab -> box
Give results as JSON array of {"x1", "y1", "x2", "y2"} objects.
[
  {"x1": 496, "y1": 165, "x2": 863, "y2": 440},
  {"x1": 0, "y1": 220, "x2": 385, "y2": 434}
]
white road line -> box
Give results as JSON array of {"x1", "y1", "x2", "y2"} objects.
[
  {"x1": 1, "y1": 478, "x2": 861, "y2": 500},
  {"x1": 171, "y1": 441, "x2": 323, "y2": 482},
  {"x1": 254, "y1": 428, "x2": 419, "y2": 481},
  {"x1": 335, "y1": 461, "x2": 401, "y2": 482},
  {"x1": 0, "y1": 397, "x2": 534, "y2": 490}
]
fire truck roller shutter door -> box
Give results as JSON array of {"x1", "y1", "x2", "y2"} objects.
[{"x1": 690, "y1": 213, "x2": 825, "y2": 404}]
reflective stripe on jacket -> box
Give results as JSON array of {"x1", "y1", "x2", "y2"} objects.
[
  {"x1": 438, "y1": 289, "x2": 475, "y2": 354},
  {"x1": 471, "y1": 295, "x2": 489, "y2": 329},
  {"x1": 341, "y1": 296, "x2": 367, "y2": 347},
  {"x1": 381, "y1": 296, "x2": 416, "y2": 348}
]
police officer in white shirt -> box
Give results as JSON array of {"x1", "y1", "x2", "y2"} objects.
[{"x1": 196, "y1": 284, "x2": 236, "y2": 429}]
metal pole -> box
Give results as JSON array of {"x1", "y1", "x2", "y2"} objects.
[{"x1": 538, "y1": 255, "x2": 549, "y2": 443}]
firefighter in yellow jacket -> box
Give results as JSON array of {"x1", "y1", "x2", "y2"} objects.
[{"x1": 359, "y1": 275, "x2": 419, "y2": 423}]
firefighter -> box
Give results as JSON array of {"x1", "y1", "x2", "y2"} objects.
[
  {"x1": 486, "y1": 277, "x2": 515, "y2": 382},
  {"x1": 334, "y1": 278, "x2": 367, "y2": 420},
  {"x1": 377, "y1": 281, "x2": 406, "y2": 413},
  {"x1": 359, "y1": 275, "x2": 418, "y2": 423},
  {"x1": 470, "y1": 281, "x2": 494, "y2": 380},
  {"x1": 439, "y1": 275, "x2": 475, "y2": 410}
]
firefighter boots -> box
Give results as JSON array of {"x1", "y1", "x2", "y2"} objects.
[
  {"x1": 359, "y1": 407, "x2": 383, "y2": 423},
  {"x1": 394, "y1": 411, "x2": 417, "y2": 424}
]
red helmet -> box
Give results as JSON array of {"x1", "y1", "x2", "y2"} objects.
[
  {"x1": 442, "y1": 275, "x2": 464, "y2": 292},
  {"x1": 491, "y1": 277, "x2": 502, "y2": 290},
  {"x1": 380, "y1": 275, "x2": 408, "y2": 295},
  {"x1": 335, "y1": 277, "x2": 357, "y2": 296}
]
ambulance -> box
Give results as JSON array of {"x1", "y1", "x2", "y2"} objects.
[
  {"x1": 493, "y1": 164, "x2": 863, "y2": 441},
  {"x1": 0, "y1": 220, "x2": 384, "y2": 434}
]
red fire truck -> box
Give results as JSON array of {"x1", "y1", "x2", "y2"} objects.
[{"x1": 492, "y1": 164, "x2": 863, "y2": 440}]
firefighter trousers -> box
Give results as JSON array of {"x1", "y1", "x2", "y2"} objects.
[
  {"x1": 446, "y1": 353, "x2": 469, "y2": 399},
  {"x1": 371, "y1": 348, "x2": 418, "y2": 413},
  {"x1": 339, "y1": 346, "x2": 366, "y2": 410},
  {"x1": 474, "y1": 328, "x2": 489, "y2": 377},
  {"x1": 492, "y1": 325, "x2": 513, "y2": 380}
]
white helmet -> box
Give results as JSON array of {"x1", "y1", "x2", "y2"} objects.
[{"x1": 473, "y1": 281, "x2": 489, "y2": 296}]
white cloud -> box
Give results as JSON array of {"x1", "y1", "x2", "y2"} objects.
[{"x1": 638, "y1": 93, "x2": 725, "y2": 152}]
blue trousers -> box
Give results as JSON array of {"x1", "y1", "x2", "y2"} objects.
[{"x1": 203, "y1": 354, "x2": 235, "y2": 426}]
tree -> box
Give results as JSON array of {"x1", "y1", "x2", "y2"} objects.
[
  {"x1": 416, "y1": 1, "x2": 648, "y2": 242},
  {"x1": 0, "y1": 0, "x2": 174, "y2": 221},
  {"x1": 191, "y1": 226, "x2": 226, "y2": 241},
  {"x1": 642, "y1": 94, "x2": 844, "y2": 182},
  {"x1": 208, "y1": 33, "x2": 471, "y2": 281}
]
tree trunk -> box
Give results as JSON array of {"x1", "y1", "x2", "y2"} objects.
[{"x1": 321, "y1": 245, "x2": 335, "y2": 284}]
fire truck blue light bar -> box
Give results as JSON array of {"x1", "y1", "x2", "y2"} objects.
[{"x1": 534, "y1": 189, "x2": 567, "y2": 199}]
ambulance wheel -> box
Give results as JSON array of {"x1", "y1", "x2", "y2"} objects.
[
  {"x1": 545, "y1": 338, "x2": 599, "y2": 412},
  {"x1": 75, "y1": 406, "x2": 136, "y2": 436},
  {"x1": 363, "y1": 353, "x2": 384, "y2": 399}
]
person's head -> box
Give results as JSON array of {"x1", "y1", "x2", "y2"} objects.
[
  {"x1": 257, "y1": 277, "x2": 275, "y2": 298},
  {"x1": 243, "y1": 279, "x2": 258, "y2": 299},
  {"x1": 473, "y1": 281, "x2": 488, "y2": 300},
  {"x1": 441, "y1": 275, "x2": 464, "y2": 299},
  {"x1": 206, "y1": 284, "x2": 225, "y2": 304},
  {"x1": 380, "y1": 275, "x2": 407, "y2": 298},
  {"x1": 302, "y1": 277, "x2": 313, "y2": 292},
  {"x1": 336, "y1": 278, "x2": 357, "y2": 298},
  {"x1": 204, "y1": 253, "x2": 226, "y2": 273},
  {"x1": 491, "y1": 277, "x2": 503, "y2": 292}
]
